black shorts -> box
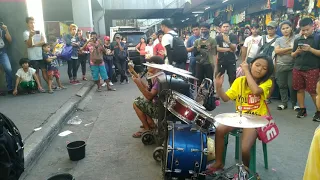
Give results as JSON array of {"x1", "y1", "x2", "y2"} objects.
[
  {"x1": 29, "y1": 60, "x2": 46, "y2": 70},
  {"x1": 217, "y1": 60, "x2": 236, "y2": 83}
]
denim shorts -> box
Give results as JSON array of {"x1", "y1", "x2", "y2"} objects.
[{"x1": 91, "y1": 65, "x2": 108, "y2": 81}]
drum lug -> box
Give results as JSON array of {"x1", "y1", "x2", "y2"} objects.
[
  {"x1": 177, "y1": 127, "x2": 184, "y2": 130},
  {"x1": 167, "y1": 125, "x2": 173, "y2": 131},
  {"x1": 190, "y1": 127, "x2": 198, "y2": 132},
  {"x1": 165, "y1": 170, "x2": 172, "y2": 173},
  {"x1": 191, "y1": 148, "x2": 200, "y2": 152},
  {"x1": 174, "y1": 169, "x2": 182, "y2": 173},
  {"x1": 203, "y1": 148, "x2": 209, "y2": 155},
  {"x1": 189, "y1": 170, "x2": 195, "y2": 175},
  {"x1": 176, "y1": 148, "x2": 184, "y2": 152},
  {"x1": 167, "y1": 145, "x2": 173, "y2": 151}
]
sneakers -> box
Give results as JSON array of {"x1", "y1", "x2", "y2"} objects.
[
  {"x1": 101, "y1": 82, "x2": 107, "y2": 87},
  {"x1": 109, "y1": 82, "x2": 114, "y2": 86},
  {"x1": 83, "y1": 77, "x2": 88, "y2": 81},
  {"x1": 313, "y1": 111, "x2": 320, "y2": 122},
  {"x1": 297, "y1": 108, "x2": 307, "y2": 118}
]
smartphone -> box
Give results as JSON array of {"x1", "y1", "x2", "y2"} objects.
[
  {"x1": 35, "y1": 30, "x2": 40, "y2": 34},
  {"x1": 298, "y1": 43, "x2": 304, "y2": 47},
  {"x1": 201, "y1": 45, "x2": 207, "y2": 49}
]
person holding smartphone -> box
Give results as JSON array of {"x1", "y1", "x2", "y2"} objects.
[
  {"x1": 291, "y1": 18, "x2": 320, "y2": 121},
  {"x1": 0, "y1": 21, "x2": 13, "y2": 95},
  {"x1": 193, "y1": 23, "x2": 217, "y2": 86},
  {"x1": 23, "y1": 17, "x2": 47, "y2": 92}
]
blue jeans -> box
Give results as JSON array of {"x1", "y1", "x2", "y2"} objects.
[
  {"x1": 0, "y1": 52, "x2": 13, "y2": 90},
  {"x1": 189, "y1": 57, "x2": 196, "y2": 76},
  {"x1": 104, "y1": 59, "x2": 113, "y2": 81}
]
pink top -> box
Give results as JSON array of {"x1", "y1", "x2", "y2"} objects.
[
  {"x1": 136, "y1": 43, "x2": 147, "y2": 55},
  {"x1": 87, "y1": 41, "x2": 105, "y2": 66}
]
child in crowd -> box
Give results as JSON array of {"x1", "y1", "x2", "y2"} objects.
[
  {"x1": 42, "y1": 43, "x2": 66, "y2": 93},
  {"x1": 303, "y1": 79, "x2": 320, "y2": 180},
  {"x1": 206, "y1": 55, "x2": 274, "y2": 175},
  {"x1": 13, "y1": 58, "x2": 45, "y2": 95}
]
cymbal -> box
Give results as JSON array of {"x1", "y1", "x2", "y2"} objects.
[
  {"x1": 142, "y1": 63, "x2": 198, "y2": 80},
  {"x1": 214, "y1": 113, "x2": 269, "y2": 128}
]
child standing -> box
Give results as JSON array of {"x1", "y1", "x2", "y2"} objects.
[
  {"x1": 42, "y1": 43, "x2": 66, "y2": 94},
  {"x1": 206, "y1": 55, "x2": 274, "y2": 175},
  {"x1": 13, "y1": 58, "x2": 45, "y2": 95}
]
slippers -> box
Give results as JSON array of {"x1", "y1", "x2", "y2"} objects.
[{"x1": 107, "y1": 88, "x2": 116, "y2": 91}]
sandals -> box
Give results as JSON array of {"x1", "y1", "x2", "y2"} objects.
[
  {"x1": 132, "y1": 131, "x2": 145, "y2": 138},
  {"x1": 107, "y1": 87, "x2": 116, "y2": 91},
  {"x1": 277, "y1": 104, "x2": 287, "y2": 110}
]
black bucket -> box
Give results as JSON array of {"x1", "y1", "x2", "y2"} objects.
[
  {"x1": 47, "y1": 173, "x2": 75, "y2": 180},
  {"x1": 66, "y1": 141, "x2": 86, "y2": 161}
]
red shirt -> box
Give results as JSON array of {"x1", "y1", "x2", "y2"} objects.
[{"x1": 153, "y1": 43, "x2": 165, "y2": 59}]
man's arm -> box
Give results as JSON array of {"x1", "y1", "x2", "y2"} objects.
[
  {"x1": 134, "y1": 78, "x2": 156, "y2": 101},
  {"x1": 24, "y1": 31, "x2": 34, "y2": 48},
  {"x1": 33, "y1": 73, "x2": 43, "y2": 89},
  {"x1": 291, "y1": 39, "x2": 302, "y2": 58},
  {"x1": 2, "y1": 25, "x2": 12, "y2": 43},
  {"x1": 186, "y1": 37, "x2": 194, "y2": 52},
  {"x1": 228, "y1": 35, "x2": 238, "y2": 52},
  {"x1": 164, "y1": 45, "x2": 172, "y2": 64},
  {"x1": 216, "y1": 36, "x2": 232, "y2": 52}
]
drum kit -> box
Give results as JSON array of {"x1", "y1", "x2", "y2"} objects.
[{"x1": 137, "y1": 63, "x2": 269, "y2": 180}]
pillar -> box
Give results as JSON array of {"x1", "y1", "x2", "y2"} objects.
[
  {"x1": 71, "y1": 0, "x2": 94, "y2": 33},
  {"x1": 93, "y1": 10, "x2": 106, "y2": 37},
  {"x1": 0, "y1": 0, "x2": 33, "y2": 90}
]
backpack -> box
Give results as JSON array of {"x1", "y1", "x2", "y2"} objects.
[
  {"x1": 259, "y1": 35, "x2": 278, "y2": 58},
  {"x1": 0, "y1": 113, "x2": 24, "y2": 180},
  {"x1": 0, "y1": 29, "x2": 5, "y2": 49},
  {"x1": 167, "y1": 33, "x2": 188, "y2": 64}
]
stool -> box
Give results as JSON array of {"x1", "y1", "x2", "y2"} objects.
[{"x1": 222, "y1": 129, "x2": 268, "y2": 175}]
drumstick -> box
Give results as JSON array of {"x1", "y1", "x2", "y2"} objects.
[{"x1": 128, "y1": 62, "x2": 139, "y2": 78}]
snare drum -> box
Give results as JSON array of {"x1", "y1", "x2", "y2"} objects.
[
  {"x1": 165, "y1": 123, "x2": 208, "y2": 178},
  {"x1": 167, "y1": 91, "x2": 215, "y2": 128}
]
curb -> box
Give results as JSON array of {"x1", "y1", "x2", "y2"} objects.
[{"x1": 22, "y1": 81, "x2": 95, "y2": 174}]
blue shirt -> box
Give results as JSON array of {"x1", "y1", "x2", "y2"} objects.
[
  {"x1": 0, "y1": 28, "x2": 7, "y2": 54},
  {"x1": 186, "y1": 35, "x2": 200, "y2": 58},
  {"x1": 43, "y1": 52, "x2": 58, "y2": 71}
]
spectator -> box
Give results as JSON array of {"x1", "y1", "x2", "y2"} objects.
[
  {"x1": 186, "y1": 23, "x2": 200, "y2": 77},
  {"x1": 0, "y1": 21, "x2": 13, "y2": 95},
  {"x1": 151, "y1": 32, "x2": 159, "y2": 47},
  {"x1": 136, "y1": 37, "x2": 147, "y2": 63},
  {"x1": 216, "y1": 22, "x2": 238, "y2": 86},
  {"x1": 103, "y1": 36, "x2": 114, "y2": 86},
  {"x1": 13, "y1": 58, "x2": 44, "y2": 95},
  {"x1": 145, "y1": 38, "x2": 153, "y2": 60},
  {"x1": 193, "y1": 23, "x2": 217, "y2": 86},
  {"x1": 81, "y1": 32, "x2": 115, "y2": 92},
  {"x1": 86, "y1": 31, "x2": 91, "y2": 40},
  {"x1": 161, "y1": 19, "x2": 187, "y2": 69},
  {"x1": 274, "y1": 21, "x2": 299, "y2": 111},
  {"x1": 291, "y1": 18, "x2": 320, "y2": 121},
  {"x1": 64, "y1": 24, "x2": 81, "y2": 84},
  {"x1": 111, "y1": 34, "x2": 129, "y2": 84},
  {"x1": 42, "y1": 43, "x2": 65, "y2": 94},
  {"x1": 153, "y1": 32, "x2": 165, "y2": 60},
  {"x1": 23, "y1": 17, "x2": 48, "y2": 87},
  {"x1": 241, "y1": 24, "x2": 262, "y2": 63},
  {"x1": 77, "y1": 29, "x2": 88, "y2": 81}
]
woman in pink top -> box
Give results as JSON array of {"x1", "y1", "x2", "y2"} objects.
[{"x1": 136, "y1": 37, "x2": 147, "y2": 63}]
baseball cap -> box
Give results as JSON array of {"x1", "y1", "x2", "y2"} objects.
[
  {"x1": 115, "y1": 34, "x2": 121, "y2": 38},
  {"x1": 267, "y1": 21, "x2": 277, "y2": 28},
  {"x1": 104, "y1": 36, "x2": 110, "y2": 41}
]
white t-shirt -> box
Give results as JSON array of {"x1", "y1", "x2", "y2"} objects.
[
  {"x1": 145, "y1": 45, "x2": 153, "y2": 56},
  {"x1": 152, "y1": 39, "x2": 159, "y2": 48},
  {"x1": 243, "y1": 35, "x2": 262, "y2": 58},
  {"x1": 16, "y1": 68, "x2": 36, "y2": 82},
  {"x1": 162, "y1": 30, "x2": 177, "y2": 48},
  {"x1": 23, "y1": 30, "x2": 43, "y2": 60}
]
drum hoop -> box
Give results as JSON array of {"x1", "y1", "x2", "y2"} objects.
[
  {"x1": 172, "y1": 91, "x2": 205, "y2": 110},
  {"x1": 172, "y1": 94, "x2": 214, "y2": 120}
]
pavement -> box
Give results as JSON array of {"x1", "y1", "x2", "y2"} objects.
[
  {"x1": 0, "y1": 64, "x2": 95, "y2": 169},
  {"x1": 21, "y1": 75, "x2": 319, "y2": 180}
]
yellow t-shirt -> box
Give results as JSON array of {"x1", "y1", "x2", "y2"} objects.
[
  {"x1": 225, "y1": 76, "x2": 272, "y2": 116},
  {"x1": 303, "y1": 126, "x2": 320, "y2": 180}
]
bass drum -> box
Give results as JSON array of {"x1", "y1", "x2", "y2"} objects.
[{"x1": 164, "y1": 123, "x2": 207, "y2": 179}]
